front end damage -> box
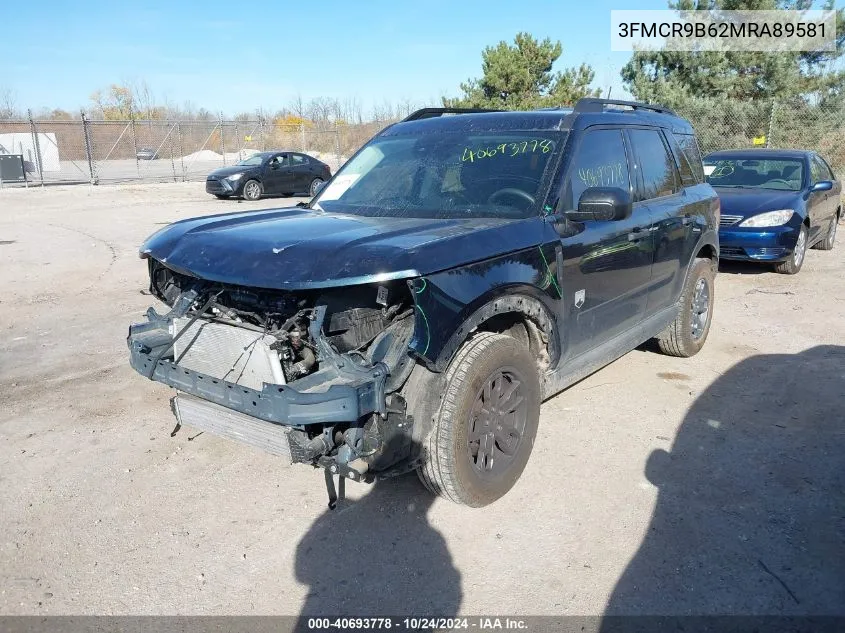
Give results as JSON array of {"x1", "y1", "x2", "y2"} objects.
[{"x1": 128, "y1": 260, "x2": 422, "y2": 494}]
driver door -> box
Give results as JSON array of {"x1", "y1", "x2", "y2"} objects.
[
  {"x1": 557, "y1": 127, "x2": 655, "y2": 358},
  {"x1": 263, "y1": 153, "x2": 290, "y2": 194},
  {"x1": 809, "y1": 154, "x2": 838, "y2": 240}
]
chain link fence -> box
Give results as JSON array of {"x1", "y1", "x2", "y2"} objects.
[
  {"x1": 0, "y1": 115, "x2": 366, "y2": 186},
  {"x1": 673, "y1": 97, "x2": 845, "y2": 177},
  {"x1": 1, "y1": 99, "x2": 843, "y2": 187}
]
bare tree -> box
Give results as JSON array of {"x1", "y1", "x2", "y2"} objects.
[
  {"x1": 289, "y1": 94, "x2": 306, "y2": 120},
  {"x1": 0, "y1": 88, "x2": 18, "y2": 118}
]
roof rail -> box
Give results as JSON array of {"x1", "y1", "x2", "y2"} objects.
[
  {"x1": 401, "y1": 107, "x2": 503, "y2": 122},
  {"x1": 573, "y1": 98, "x2": 677, "y2": 116}
]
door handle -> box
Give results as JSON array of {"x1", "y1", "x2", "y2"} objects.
[{"x1": 627, "y1": 226, "x2": 657, "y2": 242}]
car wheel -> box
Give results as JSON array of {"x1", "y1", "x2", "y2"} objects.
[
  {"x1": 242, "y1": 179, "x2": 262, "y2": 201},
  {"x1": 309, "y1": 178, "x2": 324, "y2": 197},
  {"x1": 813, "y1": 214, "x2": 837, "y2": 251},
  {"x1": 417, "y1": 332, "x2": 540, "y2": 507},
  {"x1": 656, "y1": 258, "x2": 715, "y2": 358},
  {"x1": 775, "y1": 224, "x2": 807, "y2": 274}
]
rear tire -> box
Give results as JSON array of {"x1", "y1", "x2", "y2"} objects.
[
  {"x1": 813, "y1": 214, "x2": 837, "y2": 251},
  {"x1": 656, "y1": 258, "x2": 715, "y2": 358},
  {"x1": 775, "y1": 224, "x2": 807, "y2": 274},
  {"x1": 417, "y1": 332, "x2": 541, "y2": 507},
  {"x1": 242, "y1": 179, "x2": 262, "y2": 201},
  {"x1": 309, "y1": 178, "x2": 324, "y2": 197}
]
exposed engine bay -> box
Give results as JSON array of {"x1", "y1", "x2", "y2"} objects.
[
  {"x1": 149, "y1": 259, "x2": 408, "y2": 385},
  {"x1": 130, "y1": 259, "x2": 423, "y2": 497}
]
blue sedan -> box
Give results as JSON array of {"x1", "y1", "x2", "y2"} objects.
[{"x1": 704, "y1": 149, "x2": 842, "y2": 274}]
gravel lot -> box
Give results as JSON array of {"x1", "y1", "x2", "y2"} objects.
[{"x1": 1, "y1": 183, "x2": 843, "y2": 617}]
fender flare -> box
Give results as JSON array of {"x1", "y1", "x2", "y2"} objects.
[
  {"x1": 684, "y1": 231, "x2": 719, "y2": 281},
  {"x1": 431, "y1": 293, "x2": 560, "y2": 372}
]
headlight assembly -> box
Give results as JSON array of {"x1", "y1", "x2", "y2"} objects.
[
  {"x1": 739, "y1": 210, "x2": 794, "y2": 228},
  {"x1": 226, "y1": 173, "x2": 245, "y2": 182}
]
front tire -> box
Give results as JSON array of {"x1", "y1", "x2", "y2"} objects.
[
  {"x1": 242, "y1": 179, "x2": 262, "y2": 201},
  {"x1": 417, "y1": 332, "x2": 541, "y2": 507},
  {"x1": 775, "y1": 224, "x2": 807, "y2": 274},
  {"x1": 813, "y1": 214, "x2": 837, "y2": 251},
  {"x1": 656, "y1": 258, "x2": 715, "y2": 357}
]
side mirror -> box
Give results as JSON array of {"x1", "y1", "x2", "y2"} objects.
[
  {"x1": 566, "y1": 187, "x2": 632, "y2": 222},
  {"x1": 811, "y1": 180, "x2": 833, "y2": 192},
  {"x1": 312, "y1": 180, "x2": 328, "y2": 195}
]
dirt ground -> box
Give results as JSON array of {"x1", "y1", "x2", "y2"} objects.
[{"x1": 1, "y1": 182, "x2": 843, "y2": 617}]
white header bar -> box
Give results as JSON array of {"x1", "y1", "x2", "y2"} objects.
[{"x1": 611, "y1": 10, "x2": 837, "y2": 52}]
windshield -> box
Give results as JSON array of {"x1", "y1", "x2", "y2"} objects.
[
  {"x1": 703, "y1": 157, "x2": 804, "y2": 191},
  {"x1": 236, "y1": 154, "x2": 265, "y2": 167},
  {"x1": 312, "y1": 132, "x2": 565, "y2": 219}
]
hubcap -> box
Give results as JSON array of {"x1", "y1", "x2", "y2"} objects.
[
  {"x1": 245, "y1": 182, "x2": 259, "y2": 199},
  {"x1": 310, "y1": 179, "x2": 323, "y2": 196},
  {"x1": 794, "y1": 229, "x2": 807, "y2": 266},
  {"x1": 467, "y1": 368, "x2": 527, "y2": 478},
  {"x1": 691, "y1": 277, "x2": 710, "y2": 341}
]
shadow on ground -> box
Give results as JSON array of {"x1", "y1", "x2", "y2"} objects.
[
  {"x1": 718, "y1": 260, "x2": 774, "y2": 275},
  {"x1": 294, "y1": 472, "x2": 461, "y2": 623},
  {"x1": 604, "y1": 345, "x2": 845, "y2": 617}
]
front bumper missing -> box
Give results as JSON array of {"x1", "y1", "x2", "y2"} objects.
[{"x1": 127, "y1": 302, "x2": 388, "y2": 428}]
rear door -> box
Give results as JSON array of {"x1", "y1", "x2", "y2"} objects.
[
  {"x1": 557, "y1": 127, "x2": 656, "y2": 357},
  {"x1": 632, "y1": 128, "x2": 710, "y2": 313},
  {"x1": 290, "y1": 154, "x2": 313, "y2": 192}
]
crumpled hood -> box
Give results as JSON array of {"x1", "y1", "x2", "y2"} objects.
[
  {"x1": 140, "y1": 207, "x2": 543, "y2": 289},
  {"x1": 714, "y1": 188, "x2": 803, "y2": 218}
]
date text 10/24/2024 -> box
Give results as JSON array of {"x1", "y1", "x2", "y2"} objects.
[{"x1": 307, "y1": 617, "x2": 530, "y2": 630}]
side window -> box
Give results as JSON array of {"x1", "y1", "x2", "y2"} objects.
[
  {"x1": 628, "y1": 129, "x2": 677, "y2": 201},
  {"x1": 813, "y1": 155, "x2": 833, "y2": 182},
  {"x1": 674, "y1": 133, "x2": 705, "y2": 183},
  {"x1": 666, "y1": 133, "x2": 696, "y2": 186},
  {"x1": 563, "y1": 129, "x2": 631, "y2": 211},
  {"x1": 291, "y1": 154, "x2": 308, "y2": 166},
  {"x1": 810, "y1": 156, "x2": 825, "y2": 184}
]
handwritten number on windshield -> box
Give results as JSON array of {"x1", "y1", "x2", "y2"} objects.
[{"x1": 462, "y1": 139, "x2": 552, "y2": 163}]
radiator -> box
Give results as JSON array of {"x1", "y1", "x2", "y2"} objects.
[{"x1": 170, "y1": 317, "x2": 285, "y2": 390}]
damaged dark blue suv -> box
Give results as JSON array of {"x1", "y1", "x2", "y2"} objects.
[{"x1": 128, "y1": 98, "x2": 719, "y2": 507}]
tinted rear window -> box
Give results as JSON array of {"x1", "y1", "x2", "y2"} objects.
[
  {"x1": 628, "y1": 129, "x2": 677, "y2": 201},
  {"x1": 672, "y1": 133, "x2": 705, "y2": 183}
]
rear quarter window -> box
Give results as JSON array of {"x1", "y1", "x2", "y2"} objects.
[{"x1": 672, "y1": 132, "x2": 705, "y2": 184}]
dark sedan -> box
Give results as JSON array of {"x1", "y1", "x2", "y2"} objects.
[
  {"x1": 704, "y1": 149, "x2": 842, "y2": 274},
  {"x1": 205, "y1": 151, "x2": 332, "y2": 200}
]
